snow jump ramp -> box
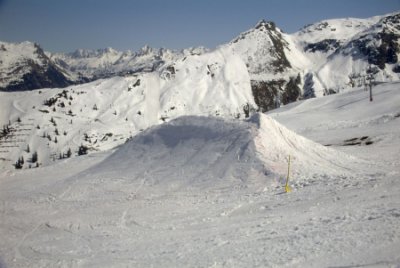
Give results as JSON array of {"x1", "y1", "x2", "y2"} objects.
[{"x1": 77, "y1": 113, "x2": 363, "y2": 194}]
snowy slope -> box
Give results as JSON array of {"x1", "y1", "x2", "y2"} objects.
[
  {"x1": 0, "y1": 48, "x2": 255, "y2": 169},
  {"x1": 0, "y1": 82, "x2": 399, "y2": 267},
  {"x1": 295, "y1": 16, "x2": 380, "y2": 44},
  {"x1": 268, "y1": 81, "x2": 400, "y2": 165},
  {"x1": 292, "y1": 12, "x2": 400, "y2": 96}
]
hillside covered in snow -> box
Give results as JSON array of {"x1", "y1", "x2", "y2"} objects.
[
  {"x1": 0, "y1": 49, "x2": 256, "y2": 169},
  {"x1": 0, "y1": 10, "x2": 400, "y2": 267},
  {"x1": 0, "y1": 81, "x2": 399, "y2": 267}
]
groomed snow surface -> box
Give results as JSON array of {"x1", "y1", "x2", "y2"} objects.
[{"x1": 1, "y1": 82, "x2": 400, "y2": 267}]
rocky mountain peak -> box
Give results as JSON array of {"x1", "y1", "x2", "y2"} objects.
[
  {"x1": 69, "y1": 47, "x2": 119, "y2": 59},
  {"x1": 139, "y1": 44, "x2": 154, "y2": 56},
  {"x1": 254, "y1": 19, "x2": 277, "y2": 31},
  {"x1": 379, "y1": 12, "x2": 400, "y2": 32},
  {"x1": 0, "y1": 41, "x2": 73, "y2": 91}
]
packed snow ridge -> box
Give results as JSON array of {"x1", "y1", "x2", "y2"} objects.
[{"x1": 77, "y1": 113, "x2": 362, "y2": 194}]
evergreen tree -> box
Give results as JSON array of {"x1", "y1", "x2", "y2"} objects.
[
  {"x1": 15, "y1": 159, "x2": 23, "y2": 169},
  {"x1": 243, "y1": 103, "x2": 250, "y2": 118},
  {"x1": 2, "y1": 125, "x2": 10, "y2": 136},
  {"x1": 66, "y1": 148, "x2": 72, "y2": 158},
  {"x1": 31, "y1": 151, "x2": 38, "y2": 163},
  {"x1": 78, "y1": 145, "x2": 88, "y2": 156}
]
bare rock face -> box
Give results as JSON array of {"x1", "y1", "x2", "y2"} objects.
[{"x1": 251, "y1": 75, "x2": 301, "y2": 112}]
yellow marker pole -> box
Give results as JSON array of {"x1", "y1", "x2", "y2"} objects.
[{"x1": 285, "y1": 155, "x2": 292, "y2": 193}]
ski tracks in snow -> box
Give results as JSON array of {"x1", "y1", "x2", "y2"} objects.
[
  {"x1": 13, "y1": 223, "x2": 41, "y2": 261},
  {"x1": 12, "y1": 99, "x2": 26, "y2": 114}
]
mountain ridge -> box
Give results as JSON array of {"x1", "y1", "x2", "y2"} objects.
[
  {"x1": 0, "y1": 12, "x2": 399, "y2": 121},
  {"x1": 1, "y1": 12, "x2": 399, "y2": 99}
]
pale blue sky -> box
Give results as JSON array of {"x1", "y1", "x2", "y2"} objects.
[{"x1": 0, "y1": 0, "x2": 399, "y2": 52}]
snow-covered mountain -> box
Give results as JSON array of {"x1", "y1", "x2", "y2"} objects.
[
  {"x1": 221, "y1": 19, "x2": 303, "y2": 111},
  {"x1": 0, "y1": 41, "x2": 79, "y2": 91},
  {"x1": 219, "y1": 12, "x2": 400, "y2": 110},
  {"x1": 1, "y1": 13, "x2": 399, "y2": 104},
  {"x1": 292, "y1": 12, "x2": 400, "y2": 97},
  {"x1": 47, "y1": 45, "x2": 208, "y2": 80},
  {"x1": 0, "y1": 40, "x2": 208, "y2": 92}
]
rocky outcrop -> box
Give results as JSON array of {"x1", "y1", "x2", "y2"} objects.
[
  {"x1": 304, "y1": 39, "x2": 341, "y2": 53},
  {"x1": 251, "y1": 74, "x2": 301, "y2": 112}
]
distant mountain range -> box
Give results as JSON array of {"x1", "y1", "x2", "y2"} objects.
[{"x1": 1, "y1": 12, "x2": 399, "y2": 111}]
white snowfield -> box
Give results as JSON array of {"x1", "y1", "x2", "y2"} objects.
[{"x1": 0, "y1": 82, "x2": 399, "y2": 267}]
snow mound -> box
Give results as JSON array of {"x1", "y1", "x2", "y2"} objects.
[
  {"x1": 251, "y1": 113, "x2": 359, "y2": 177},
  {"x1": 76, "y1": 113, "x2": 360, "y2": 194}
]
